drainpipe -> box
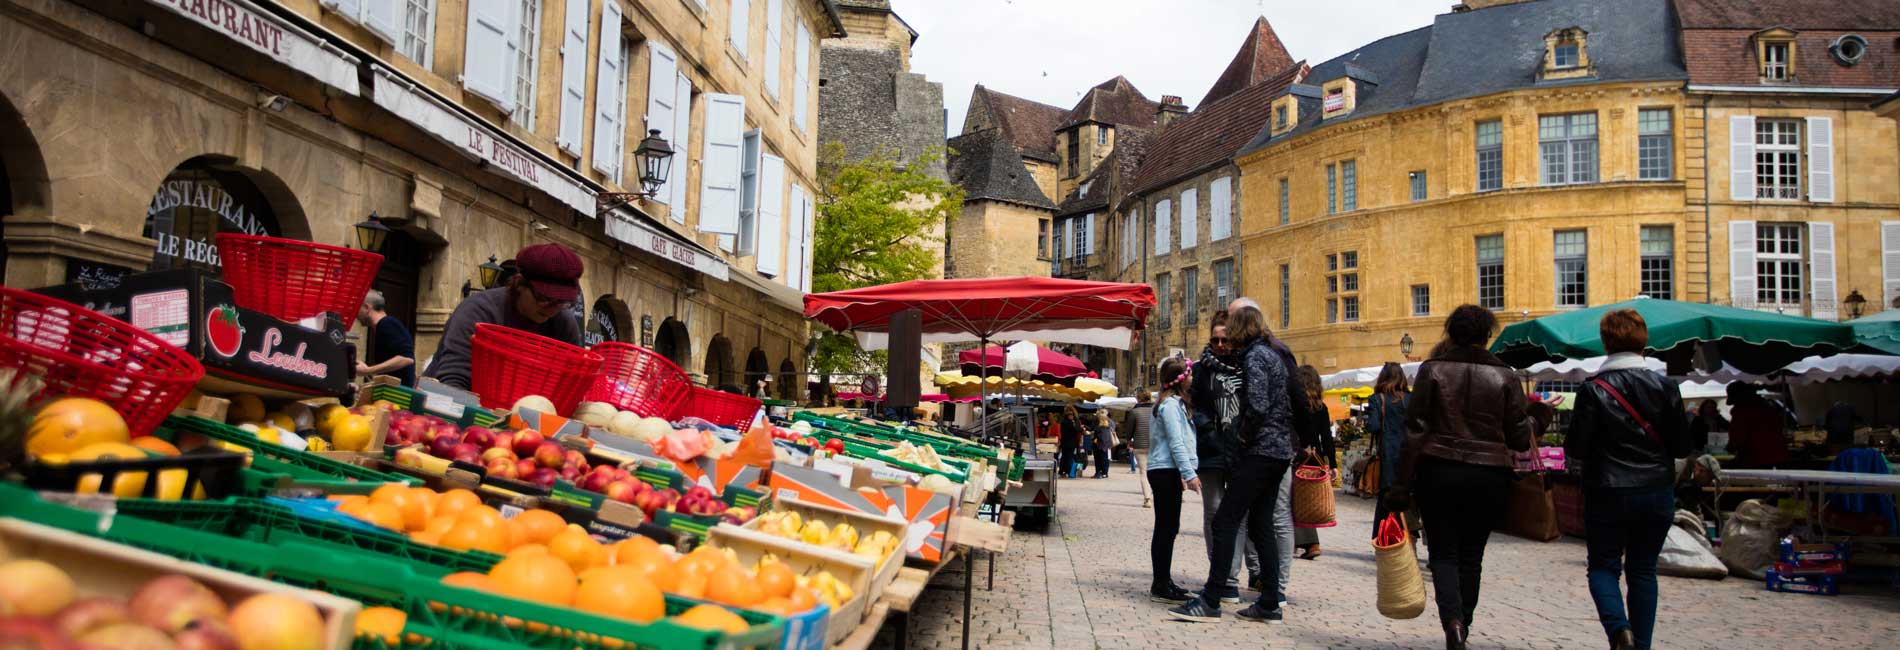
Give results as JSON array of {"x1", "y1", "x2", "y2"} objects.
[
  {"x1": 1701, "y1": 92, "x2": 1714, "y2": 304},
  {"x1": 1139, "y1": 193, "x2": 1149, "y2": 388}
]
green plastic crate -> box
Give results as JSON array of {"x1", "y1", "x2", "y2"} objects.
[
  {"x1": 0, "y1": 484, "x2": 783, "y2": 650},
  {"x1": 368, "y1": 384, "x2": 507, "y2": 429},
  {"x1": 108, "y1": 496, "x2": 502, "y2": 577},
  {"x1": 163, "y1": 415, "x2": 422, "y2": 487}
]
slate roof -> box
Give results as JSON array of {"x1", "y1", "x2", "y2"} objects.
[
  {"x1": 1056, "y1": 128, "x2": 1150, "y2": 216},
  {"x1": 947, "y1": 128, "x2": 1056, "y2": 210},
  {"x1": 1129, "y1": 63, "x2": 1305, "y2": 196},
  {"x1": 1059, "y1": 76, "x2": 1161, "y2": 131},
  {"x1": 969, "y1": 86, "x2": 1069, "y2": 162},
  {"x1": 1674, "y1": 0, "x2": 1900, "y2": 30},
  {"x1": 1675, "y1": 0, "x2": 1900, "y2": 88},
  {"x1": 1198, "y1": 17, "x2": 1298, "y2": 107},
  {"x1": 1411, "y1": 0, "x2": 1686, "y2": 106}
]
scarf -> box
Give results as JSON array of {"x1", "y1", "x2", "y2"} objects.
[{"x1": 1199, "y1": 348, "x2": 1244, "y2": 432}]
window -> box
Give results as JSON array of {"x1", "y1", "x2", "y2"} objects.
[
  {"x1": 1341, "y1": 160, "x2": 1357, "y2": 211},
  {"x1": 1154, "y1": 199, "x2": 1171, "y2": 255},
  {"x1": 793, "y1": 20, "x2": 811, "y2": 130},
  {"x1": 1278, "y1": 178, "x2": 1290, "y2": 225},
  {"x1": 1326, "y1": 251, "x2": 1359, "y2": 323},
  {"x1": 1554, "y1": 230, "x2": 1588, "y2": 307},
  {"x1": 1757, "y1": 223, "x2": 1804, "y2": 310},
  {"x1": 1477, "y1": 234, "x2": 1504, "y2": 310},
  {"x1": 1640, "y1": 226, "x2": 1673, "y2": 300},
  {"x1": 1476, "y1": 120, "x2": 1503, "y2": 192},
  {"x1": 1098, "y1": 127, "x2": 1109, "y2": 146},
  {"x1": 763, "y1": 0, "x2": 782, "y2": 98},
  {"x1": 1179, "y1": 188, "x2": 1197, "y2": 250},
  {"x1": 1409, "y1": 171, "x2": 1427, "y2": 202},
  {"x1": 606, "y1": 39, "x2": 632, "y2": 184},
  {"x1": 1279, "y1": 264, "x2": 1291, "y2": 329},
  {"x1": 1037, "y1": 219, "x2": 1050, "y2": 259},
  {"x1": 1326, "y1": 164, "x2": 1337, "y2": 214},
  {"x1": 1155, "y1": 273, "x2": 1172, "y2": 328},
  {"x1": 1756, "y1": 119, "x2": 1801, "y2": 200},
  {"x1": 1554, "y1": 42, "x2": 1579, "y2": 68},
  {"x1": 1210, "y1": 177, "x2": 1232, "y2": 242},
  {"x1": 1215, "y1": 259, "x2": 1234, "y2": 311},
  {"x1": 1051, "y1": 219, "x2": 1065, "y2": 260},
  {"x1": 1184, "y1": 267, "x2": 1200, "y2": 326},
  {"x1": 402, "y1": 0, "x2": 436, "y2": 65},
  {"x1": 1763, "y1": 41, "x2": 1790, "y2": 81},
  {"x1": 1071, "y1": 215, "x2": 1090, "y2": 263},
  {"x1": 1066, "y1": 134, "x2": 1080, "y2": 178},
  {"x1": 1412, "y1": 285, "x2": 1430, "y2": 316},
  {"x1": 1832, "y1": 34, "x2": 1868, "y2": 66},
  {"x1": 1638, "y1": 109, "x2": 1672, "y2": 181},
  {"x1": 511, "y1": 0, "x2": 541, "y2": 126},
  {"x1": 738, "y1": 130, "x2": 761, "y2": 253},
  {"x1": 729, "y1": 0, "x2": 750, "y2": 59},
  {"x1": 1539, "y1": 113, "x2": 1598, "y2": 185},
  {"x1": 1276, "y1": 104, "x2": 1288, "y2": 129}
]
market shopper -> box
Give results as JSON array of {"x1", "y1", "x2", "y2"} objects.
[
  {"x1": 1059, "y1": 405, "x2": 1085, "y2": 478},
  {"x1": 1567, "y1": 309, "x2": 1691, "y2": 650},
  {"x1": 1189, "y1": 313, "x2": 1260, "y2": 600},
  {"x1": 355, "y1": 290, "x2": 416, "y2": 387},
  {"x1": 1294, "y1": 365, "x2": 1333, "y2": 560},
  {"x1": 423, "y1": 243, "x2": 585, "y2": 391},
  {"x1": 1093, "y1": 411, "x2": 1116, "y2": 479},
  {"x1": 1388, "y1": 305, "x2": 1552, "y2": 650},
  {"x1": 1146, "y1": 356, "x2": 1203, "y2": 604},
  {"x1": 1366, "y1": 362, "x2": 1413, "y2": 536},
  {"x1": 1125, "y1": 391, "x2": 1155, "y2": 506},
  {"x1": 1725, "y1": 383, "x2": 1790, "y2": 469},
  {"x1": 1169, "y1": 304, "x2": 1292, "y2": 625}
]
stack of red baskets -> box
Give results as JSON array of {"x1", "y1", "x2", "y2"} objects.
[
  {"x1": 683, "y1": 386, "x2": 763, "y2": 431},
  {"x1": 0, "y1": 287, "x2": 205, "y2": 436},
  {"x1": 586, "y1": 342, "x2": 693, "y2": 418},
  {"x1": 215, "y1": 233, "x2": 383, "y2": 322},
  {"x1": 469, "y1": 323, "x2": 604, "y2": 415}
]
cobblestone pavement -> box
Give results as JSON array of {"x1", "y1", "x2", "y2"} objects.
[{"x1": 895, "y1": 468, "x2": 1900, "y2": 650}]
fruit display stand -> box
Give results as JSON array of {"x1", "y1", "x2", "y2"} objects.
[
  {"x1": 160, "y1": 414, "x2": 423, "y2": 487},
  {"x1": 0, "y1": 516, "x2": 361, "y2": 650},
  {"x1": 361, "y1": 379, "x2": 509, "y2": 430},
  {"x1": 743, "y1": 498, "x2": 905, "y2": 605},
  {"x1": 104, "y1": 495, "x2": 506, "y2": 577},
  {"x1": 706, "y1": 524, "x2": 870, "y2": 648}
]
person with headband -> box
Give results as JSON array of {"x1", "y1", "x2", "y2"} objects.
[{"x1": 1144, "y1": 355, "x2": 1202, "y2": 605}]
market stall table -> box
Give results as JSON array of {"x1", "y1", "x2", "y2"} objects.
[{"x1": 1714, "y1": 469, "x2": 1900, "y2": 543}]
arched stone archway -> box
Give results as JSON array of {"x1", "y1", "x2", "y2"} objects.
[
  {"x1": 777, "y1": 360, "x2": 798, "y2": 401},
  {"x1": 655, "y1": 318, "x2": 691, "y2": 368},
  {"x1": 743, "y1": 348, "x2": 770, "y2": 398},
  {"x1": 585, "y1": 295, "x2": 634, "y2": 346},
  {"x1": 704, "y1": 336, "x2": 735, "y2": 389},
  {"x1": 0, "y1": 90, "x2": 50, "y2": 282},
  {"x1": 141, "y1": 155, "x2": 310, "y2": 272}
]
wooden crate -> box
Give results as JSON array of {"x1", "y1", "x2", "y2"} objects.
[
  {"x1": 748, "y1": 498, "x2": 906, "y2": 605},
  {"x1": 707, "y1": 524, "x2": 874, "y2": 647},
  {"x1": 0, "y1": 518, "x2": 361, "y2": 650}
]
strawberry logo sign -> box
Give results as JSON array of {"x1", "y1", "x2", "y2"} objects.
[{"x1": 206, "y1": 305, "x2": 244, "y2": 358}]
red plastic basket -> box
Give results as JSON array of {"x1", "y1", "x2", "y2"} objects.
[
  {"x1": 215, "y1": 233, "x2": 383, "y2": 322},
  {"x1": 681, "y1": 386, "x2": 763, "y2": 430},
  {"x1": 0, "y1": 287, "x2": 205, "y2": 436},
  {"x1": 586, "y1": 342, "x2": 694, "y2": 418},
  {"x1": 469, "y1": 323, "x2": 604, "y2": 415}
]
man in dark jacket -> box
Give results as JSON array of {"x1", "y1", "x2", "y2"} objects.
[
  {"x1": 1189, "y1": 314, "x2": 1259, "y2": 600},
  {"x1": 424, "y1": 243, "x2": 585, "y2": 390}
]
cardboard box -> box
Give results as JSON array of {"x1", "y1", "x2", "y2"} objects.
[
  {"x1": 768, "y1": 462, "x2": 957, "y2": 563},
  {"x1": 37, "y1": 269, "x2": 352, "y2": 398},
  {"x1": 1766, "y1": 570, "x2": 1839, "y2": 596},
  {"x1": 1773, "y1": 561, "x2": 1846, "y2": 576},
  {"x1": 709, "y1": 524, "x2": 869, "y2": 648},
  {"x1": 1780, "y1": 540, "x2": 1850, "y2": 564},
  {"x1": 748, "y1": 498, "x2": 906, "y2": 604}
]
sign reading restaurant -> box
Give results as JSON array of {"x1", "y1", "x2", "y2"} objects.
[
  {"x1": 145, "y1": 0, "x2": 361, "y2": 95},
  {"x1": 143, "y1": 165, "x2": 278, "y2": 270}
]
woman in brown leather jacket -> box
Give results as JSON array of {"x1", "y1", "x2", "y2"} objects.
[{"x1": 1390, "y1": 305, "x2": 1551, "y2": 650}]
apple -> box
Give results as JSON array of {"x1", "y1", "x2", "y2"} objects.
[
  {"x1": 129, "y1": 575, "x2": 228, "y2": 634},
  {"x1": 563, "y1": 450, "x2": 589, "y2": 469},
  {"x1": 428, "y1": 433, "x2": 463, "y2": 459},
  {"x1": 686, "y1": 485, "x2": 713, "y2": 501},
  {"x1": 534, "y1": 442, "x2": 565, "y2": 469},
  {"x1": 515, "y1": 458, "x2": 540, "y2": 478},
  {"x1": 628, "y1": 478, "x2": 651, "y2": 495},
  {"x1": 559, "y1": 464, "x2": 582, "y2": 481},
  {"x1": 54, "y1": 597, "x2": 133, "y2": 637},
  {"x1": 491, "y1": 431, "x2": 515, "y2": 452},
  {"x1": 480, "y1": 447, "x2": 517, "y2": 464},
  {"x1": 632, "y1": 490, "x2": 661, "y2": 514},
  {"x1": 172, "y1": 620, "x2": 239, "y2": 650},
  {"x1": 462, "y1": 426, "x2": 495, "y2": 449},
  {"x1": 425, "y1": 420, "x2": 460, "y2": 444},
  {"x1": 78, "y1": 623, "x2": 177, "y2": 650},
  {"x1": 485, "y1": 457, "x2": 519, "y2": 479},
  {"x1": 612, "y1": 468, "x2": 633, "y2": 482},
  {"x1": 659, "y1": 488, "x2": 680, "y2": 508},
  {"x1": 577, "y1": 470, "x2": 614, "y2": 493},
  {"x1": 392, "y1": 414, "x2": 427, "y2": 442},
  {"x1": 511, "y1": 429, "x2": 546, "y2": 458},
  {"x1": 527, "y1": 467, "x2": 559, "y2": 488},
  {"x1": 450, "y1": 443, "x2": 483, "y2": 465},
  {"x1": 603, "y1": 480, "x2": 636, "y2": 503}
]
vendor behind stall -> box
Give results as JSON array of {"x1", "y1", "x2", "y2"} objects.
[
  {"x1": 356, "y1": 290, "x2": 415, "y2": 387},
  {"x1": 423, "y1": 243, "x2": 585, "y2": 390}
]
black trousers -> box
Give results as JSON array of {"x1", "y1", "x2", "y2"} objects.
[
  {"x1": 1202, "y1": 455, "x2": 1290, "y2": 608},
  {"x1": 1413, "y1": 457, "x2": 1514, "y2": 628},
  {"x1": 1148, "y1": 468, "x2": 1185, "y2": 589},
  {"x1": 1092, "y1": 447, "x2": 1110, "y2": 476}
]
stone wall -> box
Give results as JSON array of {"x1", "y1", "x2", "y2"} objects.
[{"x1": 947, "y1": 200, "x2": 1053, "y2": 280}]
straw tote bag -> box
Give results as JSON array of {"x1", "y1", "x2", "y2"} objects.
[
  {"x1": 1292, "y1": 453, "x2": 1338, "y2": 528},
  {"x1": 1373, "y1": 513, "x2": 1427, "y2": 619}
]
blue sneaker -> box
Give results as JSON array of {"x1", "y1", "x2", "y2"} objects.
[{"x1": 1167, "y1": 597, "x2": 1220, "y2": 623}]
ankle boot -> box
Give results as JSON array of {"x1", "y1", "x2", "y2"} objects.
[
  {"x1": 1610, "y1": 628, "x2": 1636, "y2": 650},
  {"x1": 1443, "y1": 620, "x2": 1467, "y2": 650}
]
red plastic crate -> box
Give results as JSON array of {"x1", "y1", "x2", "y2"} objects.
[
  {"x1": 682, "y1": 386, "x2": 762, "y2": 430},
  {"x1": 470, "y1": 323, "x2": 603, "y2": 415},
  {"x1": 586, "y1": 342, "x2": 693, "y2": 418},
  {"x1": 0, "y1": 287, "x2": 204, "y2": 436},
  {"x1": 215, "y1": 233, "x2": 383, "y2": 322}
]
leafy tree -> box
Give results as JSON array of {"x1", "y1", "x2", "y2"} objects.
[{"x1": 808, "y1": 144, "x2": 963, "y2": 378}]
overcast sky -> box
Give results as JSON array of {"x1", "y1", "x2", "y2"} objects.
[{"x1": 892, "y1": 0, "x2": 1450, "y2": 135}]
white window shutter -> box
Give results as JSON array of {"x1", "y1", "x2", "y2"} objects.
[
  {"x1": 699, "y1": 93, "x2": 746, "y2": 235},
  {"x1": 1085, "y1": 213, "x2": 1096, "y2": 255},
  {"x1": 1807, "y1": 116, "x2": 1834, "y2": 203},
  {"x1": 643, "y1": 42, "x2": 679, "y2": 195},
  {"x1": 1179, "y1": 189, "x2": 1198, "y2": 250},
  {"x1": 1884, "y1": 222, "x2": 1900, "y2": 309},
  {"x1": 463, "y1": 0, "x2": 521, "y2": 112},
  {"x1": 1729, "y1": 220, "x2": 1757, "y2": 309},
  {"x1": 757, "y1": 154, "x2": 786, "y2": 276},
  {"x1": 669, "y1": 75, "x2": 693, "y2": 220},
  {"x1": 363, "y1": 1, "x2": 401, "y2": 43},
  {"x1": 786, "y1": 184, "x2": 806, "y2": 289},
  {"x1": 763, "y1": 0, "x2": 783, "y2": 99},
  {"x1": 738, "y1": 131, "x2": 761, "y2": 254},
  {"x1": 590, "y1": 2, "x2": 624, "y2": 174},
  {"x1": 1730, "y1": 116, "x2": 1755, "y2": 201},
  {"x1": 1154, "y1": 200, "x2": 1170, "y2": 255},
  {"x1": 800, "y1": 191, "x2": 815, "y2": 291},
  {"x1": 1210, "y1": 177, "x2": 1232, "y2": 241},
  {"x1": 729, "y1": 0, "x2": 750, "y2": 59},
  {"x1": 556, "y1": 0, "x2": 591, "y2": 155},
  {"x1": 322, "y1": 0, "x2": 363, "y2": 21},
  {"x1": 1809, "y1": 222, "x2": 1837, "y2": 320},
  {"x1": 793, "y1": 21, "x2": 811, "y2": 131}
]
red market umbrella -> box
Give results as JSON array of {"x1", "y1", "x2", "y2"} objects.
[
  {"x1": 958, "y1": 344, "x2": 1088, "y2": 385},
  {"x1": 803, "y1": 277, "x2": 1156, "y2": 350}
]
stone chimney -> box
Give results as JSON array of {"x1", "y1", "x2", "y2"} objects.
[
  {"x1": 1454, "y1": 0, "x2": 1534, "y2": 11},
  {"x1": 1156, "y1": 95, "x2": 1188, "y2": 130}
]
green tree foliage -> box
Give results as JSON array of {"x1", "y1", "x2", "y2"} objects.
[{"x1": 808, "y1": 144, "x2": 963, "y2": 376}]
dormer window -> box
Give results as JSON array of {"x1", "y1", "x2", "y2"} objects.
[
  {"x1": 1270, "y1": 94, "x2": 1301, "y2": 136},
  {"x1": 1276, "y1": 104, "x2": 1289, "y2": 129},
  {"x1": 1540, "y1": 27, "x2": 1593, "y2": 81},
  {"x1": 1754, "y1": 28, "x2": 1798, "y2": 83},
  {"x1": 1554, "y1": 42, "x2": 1580, "y2": 68},
  {"x1": 1320, "y1": 79, "x2": 1355, "y2": 119},
  {"x1": 1832, "y1": 34, "x2": 1867, "y2": 66},
  {"x1": 1764, "y1": 42, "x2": 1790, "y2": 79}
]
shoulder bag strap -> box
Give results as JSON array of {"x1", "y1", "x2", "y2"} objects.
[{"x1": 1589, "y1": 378, "x2": 1661, "y2": 445}]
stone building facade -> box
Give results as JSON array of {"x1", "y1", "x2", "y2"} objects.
[{"x1": 0, "y1": 0, "x2": 845, "y2": 400}]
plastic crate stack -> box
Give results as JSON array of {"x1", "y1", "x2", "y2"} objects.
[{"x1": 1765, "y1": 538, "x2": 1847, "y2": 596}]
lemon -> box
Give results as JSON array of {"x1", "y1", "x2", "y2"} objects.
[{"x1": 330, "y1": 414, "x2": 373, "y2": 452}]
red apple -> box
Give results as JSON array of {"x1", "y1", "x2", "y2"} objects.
[
  {"x1": 527, "y1": 467, "x2": 559, "y2": 488},
  {"x1": 563, "y1": 449, "x2": 588, "y2": 468},
  {"x1": 54, "y1": 597, "x2": 132, "y2": 637},
  {"x1": 603, "y1": 480, "x2": 636, "y2": 503},
  {"x1": 128, "y1": 575, "x2": 228, "y2": 634},
  {"x1": 577, "y1": 470, "x2": 614, "y2": 493},
  {"x1": 172, "y1": 620, "x2": 239, "y2": 650},
  {"x1": 628, "y1": 478, "x2": 651, "y2": 495},
  {"x1": 534, "y1": 441, "x2": 565, "y2": 469},
  {"x1": 485, "y1": 457, "x2": 519, "y2": 479},
  {"x1": 428, "y1": 433, "x2": 463, "y2": 459},
  {"x1": 462, "y1": 426, "x2": 495, "y2": 449},
  {"x1": 559, "y1": 464, "x2": 582, "y2": 481},
  {"x1": 480, "y1": 447, "x2": 517, "y2": 464},
  {"x1": 392, "y1": 414, "x2": 427, "y2": 442},
  {"x1": 451, "y1": 443, "x2": 483, "y2": 465},
  {"x1": 511, "y1": 429, "x2": 546, "y2": 457},
  {"x1": 426, "y1": 420, "x2": 460, "y2": 444},
  {"x1": 612, "y1": 468, "x2": 633, "y2": 482},
  {"x1": 491, "y1": 431, "x2": 515, "y2": 452},
  {"x1": 515, "y1": 458, "x2": 539, "y2": 477}
]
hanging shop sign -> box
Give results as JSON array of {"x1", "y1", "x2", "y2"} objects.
[
  {"x1": 603, "y1": 209, "x2": 731, "y2": 281},
  {"x1": 369, "y1": 66, "x2": 592, "y2": 215},
  {"x1": 144, "y1": 0, "x2": 360, "y2": 95},
  {"x1": 142, "y1": 167, "x2": 280, "y2": 271}
]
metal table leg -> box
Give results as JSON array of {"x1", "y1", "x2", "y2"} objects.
[{"x1": 961, "y1": 551, "x2": 973, "y2": 650}]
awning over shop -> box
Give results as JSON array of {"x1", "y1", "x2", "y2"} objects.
[
  {"x1": 603, "y1": 208, "x2": 730, "y2": 282},
  {"x1": 148, "y1": 0, "x2": 361, "y2": 96},
  {"x1": 370, "y1": 66, "x2": 593, "y2": 214}
]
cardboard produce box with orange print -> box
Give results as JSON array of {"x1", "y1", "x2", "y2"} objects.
[{"x1": 767, "y1": 462, "x2": 957, "y2": 563}]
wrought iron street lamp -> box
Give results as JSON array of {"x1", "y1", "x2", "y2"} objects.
[
  {"x1": 1400, "y1": 332, "x2": 1415, "y2": 359},
  {"x1": 463, "y1": 255, "x2": 506, "y2": 298},
  {"x1": 634, "y1": 129, "x2": 675, "y2": 196},
  {"x1": 1844, "y1": 289, "x2": 1867, "y2": 319},
  {"x1": 354, "y1": 213, "x2": 391, "y2": 254}
]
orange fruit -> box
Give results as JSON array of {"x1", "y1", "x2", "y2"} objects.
[
  {"x1": 617, "y1": 548, "x2": 677, "y2": 592},
  {"x1": 421, "y1": 515, "x2": 458, "y2": 537},
  {"x1": 409, "y1": 529, "x2": 444, "y2": 546},
  {"x1": 26, "y1": 398, "x2": 130, "y2": 458},
  {"x1": 607, "y1": 536, "x2": 661, "y2": 566},
  {"x1": 436, "y1": 571, "x2": 496, "y2": 614},
  {"x1": 488, "y1": 553, "x2": 577, "y2": 607},
  {"x1": 355, "y1": 606, "x2": 407, "y2": 644},
  {"x1": 705, "y1": 565, "x2": 763, "y2": 608},
  {"x1": 672, "y1": 605, "x2": 749, "y2": 633},
  {"x1": 754, "y1": 597, "x2": 794, "y2": 616},
  {"x1": 507, "y1": 543, "x2": 549, "y2": 557},
  {"x1": 439, "y1": 522, "x2": 510, "y2": 554},
  {"x1": 547, "y1": 527, "x2": 605, "y2": 573},
  {"x1": 434, "y1": 489, "x2": 481, "y2": 519},
  {"x1": 573, "y1": 566, "x2": 665, "y2": 623},
  {"x1": 372, "y1": 484, "x2": 433, "y2": 531},
  {"x1": 354, "y1": 502, "x2": 405, "y2": 530},
  {"x1": 510, "y1": 509, "x2": 567, "y2": 546},
  {"x1": 129, "y1": 437, "x2": 182, "y2": 456},
  {"x1": 672, "y1": 572, "x2": 709, "y2": 600},
  {"x1": 788, "y1": 586, "x2": 818, "y2": 613},
  {"x1": 755, "y1": 562, "x2": 796, "y2": 599}
]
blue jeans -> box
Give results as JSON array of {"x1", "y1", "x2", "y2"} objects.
[{"x1": 1584, "y1": 486, "x2": 1675, "y2": 650}]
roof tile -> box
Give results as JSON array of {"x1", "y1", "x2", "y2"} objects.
[{"x1": 1199, "y1": 17, "x2": 1298, "y2": 107}]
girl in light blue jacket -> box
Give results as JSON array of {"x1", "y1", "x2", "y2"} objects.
[{"x1": 1148, "y1": 356, "x2": 1203, "y2": 604}]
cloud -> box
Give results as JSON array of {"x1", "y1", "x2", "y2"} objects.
[{"x1": 893, "y1": 0, "x2": 1446, "y2": 134}]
